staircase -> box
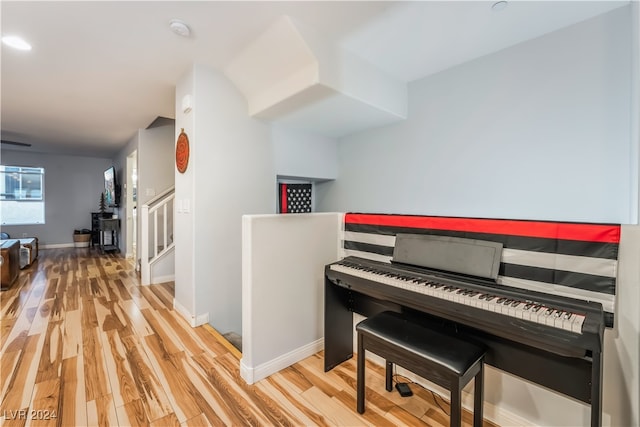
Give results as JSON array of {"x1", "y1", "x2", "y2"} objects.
[{"x1": 140, "y1": 186, "x2": 175, "y2": 285}]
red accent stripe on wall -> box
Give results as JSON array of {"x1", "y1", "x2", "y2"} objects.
[
  {"x1": 345, "y1": 213, "x2": 621, "y2": 243},
  {"x1": 280, "y1": 184, "x2": 288, "y2": 213}
]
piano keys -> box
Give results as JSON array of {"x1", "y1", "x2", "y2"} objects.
[{"x1": 330, "y1": 257, "x2": 587, "y2": 333}]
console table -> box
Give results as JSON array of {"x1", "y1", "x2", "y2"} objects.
[
  {"x1": 91, "y1": 212, "x2": 113, "y2": 247},
  {"x1": 98, "y1": 218, "x2": 120, "y2": 254}
]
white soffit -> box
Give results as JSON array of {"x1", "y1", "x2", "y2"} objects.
[{"x1": 224, "y1": 15, "x2": 407, "y2": 138}]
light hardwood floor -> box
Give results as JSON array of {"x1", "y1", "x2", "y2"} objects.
[{"x1": 1, "y1": 248, "x2": 497, "y2": 427}]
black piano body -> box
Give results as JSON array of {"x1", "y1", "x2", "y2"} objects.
[{"x1": 324, "y1": 233, "x2": 605, "y2": 427}]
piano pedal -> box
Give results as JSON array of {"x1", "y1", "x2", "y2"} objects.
[{"x1": 395, "y1": 382, "x2": 413, "y2": 397}]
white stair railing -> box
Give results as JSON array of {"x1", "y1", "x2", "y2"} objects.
[{"x1": 141, "y1": 186, "x2": 175, "y2": 285}]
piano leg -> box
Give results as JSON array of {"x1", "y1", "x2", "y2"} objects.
[
  {"x1": 324, "y1": 277, "x2": 354, "y2": 371},
  {"x1": 474, "y1": 363, "x2": 484, "y2": 427},
  {"x1": 591, "y1": 349, "x2": 603, "y2": 427}
]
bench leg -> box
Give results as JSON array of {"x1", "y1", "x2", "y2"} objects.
[
  {"x1": 385, "y1": 361, "x2": 393, "y2": 392},
  {"x1": 450, "y1": 381, "x2": 462, "y2": 427},
  {"x1": 357, "y1": 334, "x2": 365, "y2": 414},
  {"x1": 473, "y1": 363, "x2": 484, "y2": 427}
]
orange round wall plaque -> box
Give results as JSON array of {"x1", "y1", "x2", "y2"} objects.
[{"x1": 175, "y1": 129, "x2": 189, "y2": 173}]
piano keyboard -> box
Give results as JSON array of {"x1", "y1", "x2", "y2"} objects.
[{"x1": 330, "y1": 260, "x2": 586, "y2": 333}]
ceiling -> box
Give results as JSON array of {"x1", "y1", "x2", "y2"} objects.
[{"x1": 0, "y1": 1, "x2": 628, "y2": 157}]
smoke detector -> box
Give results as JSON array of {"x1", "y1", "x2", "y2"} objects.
[{"x1": 169, "y1": 19, "x2": 191, "y2": 37}]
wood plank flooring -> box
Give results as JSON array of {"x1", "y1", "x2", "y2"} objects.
[{"x1": 1, "y1": 248, "x2": 498, "y2": 426}]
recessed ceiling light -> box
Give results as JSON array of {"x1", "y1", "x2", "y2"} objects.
[
  {"x1": 169, "y1": 19, "x2": 191, "y2": 37},
  {"x1": 2, "y1": 35, "x2": 32, "y2": 51},
  {"x1": 492, "y1": 1, "x2": 508, "y2": 12}
]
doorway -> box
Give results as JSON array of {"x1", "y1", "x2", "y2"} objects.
[{"x1": 126, "y1": 150, "x2": 138, "y2": 268}]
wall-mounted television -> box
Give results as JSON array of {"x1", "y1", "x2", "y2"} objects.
[{"x1": 104, "y1": 166, "x2": 120, "y2": 207}]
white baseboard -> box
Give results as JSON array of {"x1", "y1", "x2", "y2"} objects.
[
  {"x1": 240, "y1": 361, "x2": 254, "y2": 384},
  {"x1": 240, "y1": 338, "x2": 324, "y2": 385},
  {"x1": 172, "y1": 298, "x2": 208, "y2": 328},
  {"x1": 173, "y1": 298, "x2": 195, "y2": 326},
  {"x1": 40, "y1": 243, "x2": 75, "y2": 249},
  {"x1": 151, "y1": 274, "x2": 175, "y2": 285},
  {"x1": 195, "y1": 312, "x2": 209, "y2": 326}
]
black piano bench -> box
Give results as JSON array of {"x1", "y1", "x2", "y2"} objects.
[{"x1": 356, "y1": 311, "x2": 486, "y2": 427}]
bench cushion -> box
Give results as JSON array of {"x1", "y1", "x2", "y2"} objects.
[{"x1": 357, "y1": 311, "x2": 485, "y2": 376}]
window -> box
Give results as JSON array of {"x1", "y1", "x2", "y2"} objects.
[{"x1": 0, "y1": 165, "x2": 45, "y2": 225}]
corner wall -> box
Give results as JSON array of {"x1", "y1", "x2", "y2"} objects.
[
  {"x1": 174, "y1": 66, "x2": 197, "y2": 320},
  {"x1": 241, "y1": 213, "x2": 341, "y2": 384},
  {"x1": 174, "y1": 64, "x2": 275, "y2": 334}
]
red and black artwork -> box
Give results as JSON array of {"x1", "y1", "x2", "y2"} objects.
[
  {"x1": 279, "y1": 183, "x2": 312, "y2": 214},
  {"x1": 342, "y1": 213, "x2": 621, "y2": 327}
]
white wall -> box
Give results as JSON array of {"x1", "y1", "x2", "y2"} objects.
[
  {"x1": 601, "y1": 225, "x2": 640, "y2": 427},
  {"x1": 314, "y1": 7, "x2": 638, "y2": 427},
  {"x1": 137, "y1": 124, "x2": 175, "y2": 208},
  {"x1": 174, "y1": 67, "x2": 196, "y2": 320},
  {"x1": 241, "y1": 213, "x2": 341, "y2": 384},
  {"x1": 150, "y1": 250, "x2": 175, "y2": 285},
  {"x1": 0, "y1": 149, "x2": 111, "y2": 246},
  {"x1": 174, "y1": 64, "x2": 275, "y2": 334},
  {"x1": 272, "y1": 125, "x2": 338, "y2": 181},
  {"x1": 633, "y1": 0, "x2": 640, "y2": 224},
  {"x1": 629, "y1": 3, "x2": 640, "y2": 423},
  {"x1": 317, "y1": 7, "x2": 633, "y2": 225}
]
